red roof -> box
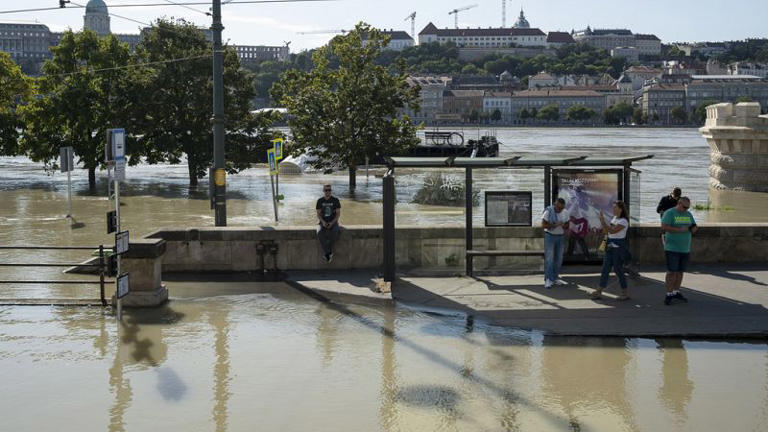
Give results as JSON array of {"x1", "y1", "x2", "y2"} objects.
[
  {"x1": 546, "y1": 31, "x2": 575, "y2": 43},
  {"x1": 418, "y1": 22, "x2": 545, "y2": 37}
]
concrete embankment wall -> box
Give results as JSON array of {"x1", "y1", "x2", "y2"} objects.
[{"x1": 146, "y1": 223, "x2": 768, "y2": 272}]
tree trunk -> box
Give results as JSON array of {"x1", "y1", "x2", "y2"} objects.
[
  {"x1": 188, "y1": 163, "x2": 198, "y2": 188},
  {"x1": 88, "y1": 167, "x2": 96, "y2": 191},
  {"x1": 348, "y1": 164, "x2": 356, "y2": 191}
]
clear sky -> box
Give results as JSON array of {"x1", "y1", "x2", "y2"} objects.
[{"x1": 4, "y1": 0, "x2": 768, "y2": 52}]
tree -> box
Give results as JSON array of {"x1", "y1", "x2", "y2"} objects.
[
  {"x1": 565, "y1": 104, "x2": 596, "y2": 122},
  {"x1": 604, "y1": 103, "x2": 634, "y2": 125},
  {"x1": 519, "y1": 108, "x2": 529, "y2": 120},
  {"x1": 632, "y1": 108, "x2": 644, "y2": 125},
  {"x1": 537, "y1": 104, "x2": 560, "y2": 122},
  {"x1": 671, "y1": 106, "x2": 687, "y2": 124},
  {"x1": 0, "y1": 52, "x2": 32, "y2": 156},
  {"x1": 491, "y1": 108, "x2": 502, "y2": 122},
  {"x1": 272, "y1": 23, "x2": 420, "y2": 190},
  {"x1": 693, "y1": 99, "x2": 720, "y2": 124},
  {"x1": 21, "y1": 30, "x2": 133, "y2": 190},
  {"x1": 460, "y1": 63, "x2": 482, "y2": 75},
  {"x1": 529, "y1": 107, "x2": 538, "y2": 118},
  {"x1": 468, "y1": 109, "x2": 480, "y2": 123},
  {"x1": 132, "y1": 19, "x2": 275, "y2": 187}
]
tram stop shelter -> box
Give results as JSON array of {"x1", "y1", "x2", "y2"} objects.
[{"x1": 381, "y1": 155, "x2": 654, "y2": 281}]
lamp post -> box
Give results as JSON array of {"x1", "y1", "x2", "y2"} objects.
[{"x1": 212, "y1": 0, "x2": 227, "y2": 226}]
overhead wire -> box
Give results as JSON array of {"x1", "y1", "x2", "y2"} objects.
[{"x1": 0, "y1": 0, "x2": 335, "y2": 15}]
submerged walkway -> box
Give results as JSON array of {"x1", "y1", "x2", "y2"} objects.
[{"x1": 288, "y1": 264, "x2": 768, "y2": 338}]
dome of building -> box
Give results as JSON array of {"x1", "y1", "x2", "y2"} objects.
[
  {"x1": 85, "y1": 0, "x2": 108, "y2": 14},
  {"x1": 513, "y1": 9, "x2": 530, "y2": 29}
]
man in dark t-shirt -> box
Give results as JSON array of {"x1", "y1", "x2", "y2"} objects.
[
  {"x1": 657, "y1": 187, "x2": 681, "y2": 246},
  {"x1": 316, "y1": 184, "x2": 341, "y2": 262}
]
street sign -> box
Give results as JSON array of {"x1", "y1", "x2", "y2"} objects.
[
  {"x1": 106, "y1": 210, "x2": 117, "y2": 234},
  {"x1": 267, "y1": 148, "x2": 277, "y2": 175},
  {"x1": 106, "y1": 128, "x2": 126, "y2": 162},
  {"x1": 116, "y1": 273, "x2": 130, "y2": 299},
  {"x1": 115, "y1": 230, "x2": 129, "y2": 255},
  {"x1": 114, "y1": 159, "x2": 126, "y2": 182},
  {"x1": 59, "y1": 146, "x2": 74, "y2": 172},
  {"x1": 272, "y1": 138, "x2": 283, "y2": 160}
]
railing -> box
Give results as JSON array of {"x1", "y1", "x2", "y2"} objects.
[{"x1": 0, "y1": 245, "x2": 112, "y2": 306}]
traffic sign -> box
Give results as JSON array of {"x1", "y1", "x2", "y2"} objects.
[
  {"x1": 115, "y1": 230, "x2": 129, "y2": 255},
  {"x1": 114, "y1": 159, "x2": 126, "y2": 182},
  {"x1": 116, "y1": 273, "x2": 130, "y2": 299},
  {"x1": 59, "y1": 146, "x2": 74, "y2": 172},
  {"x1": 267, "y1": 148, "x2": 277, "y2": 175},
  {"x1": 106, "y1": 128, "x2": 126, "y2": 162},
  {"x1": 272, "y1": 138, "x2": 283, "y2": 160},
  {"x1": 106, "y1": 210, "x2": 117, "y2": 234}
]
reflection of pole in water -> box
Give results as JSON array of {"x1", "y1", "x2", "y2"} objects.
[
  {"x1": 378, "y1": 305, "x2": 398, "y2": 431},
  {"x1": 108, "y1": 322, "x2": 133, "y2": 432},
  {"x1": 211, "y1": 309, "x2": 231, "y2": 432},
  {"x1": 656, "y1": 339, "x2": 693, "y2": 421}
]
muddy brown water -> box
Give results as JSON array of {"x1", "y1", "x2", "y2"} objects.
[
  {"x1": 0, "y1": 284, "x2": 766, "y2": 431},
  {"x1": 2, "y1": 128, "x2": 768, "y2": 430}
]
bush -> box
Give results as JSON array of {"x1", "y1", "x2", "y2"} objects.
[{"x1": 412, "y1": 172, "x2": 480, "y2": 207}]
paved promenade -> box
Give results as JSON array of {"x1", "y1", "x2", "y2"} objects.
[{"x1": 288, "y1": 264, "x2": 768, "y2": 338}]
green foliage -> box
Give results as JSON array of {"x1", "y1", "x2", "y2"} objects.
[
  {"x1": 519, "y1": 108, "x2": 529, "y2": 119},
  {"x1": 693, "y1": 99, "x2": 720, "y2": 124},
  {"x1": 671, "y1": 106, "x2": 688, "y2": 124},
  {"x1": 604, "y1": 103, "x2": 634, "y2": 125},
  {"x1": 271, "y1": 23, "x2": 420, "y2": 181},
  {"x1": 565, "y1": 104, "x2": 595, "y2": 122},
  {"x1": 132, "y1": 19, "x2": 276, "y2": 186},
  {"x1": 716, "y1": 39, "x2": 768, "y2": 63},
  {"x1": 632, "y1": 108, "x2": 645, "y2": 125},
  {"x1": 412, "y1": 172, "x2": 479, "y2": 207},
  {"x1": 21, "y1": 30, "x2": 134, "y2": 188},
  {"x1": 0, "y1": 51, "x2": 32, "y2": 155},
  {"x1": 490, "y1": 108, "x2": 502, "y2": 122},
  {"x1": 537, "y1": 104, "x2": 560, "y2": 121}
]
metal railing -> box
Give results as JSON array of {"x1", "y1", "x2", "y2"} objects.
[{"x1": 0, "y1": 245, "x2": 112, "y2": 306}]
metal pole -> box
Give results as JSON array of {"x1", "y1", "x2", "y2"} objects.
[
  {"x1": 115, "y1": 180, "x2": 122, "y2": 321},
  {"x1": 544, "y1": 165, "x2": 552, "y2": 208},
  {"x1": 270, "y1": 174, "x2": 278, "y2": 222},
  {"x1": 623, "y1": 165, "x2": 631, "y2": 212},
  {"x1": 465, "y1": 167, "x2": 473, "y2": 276},
  {"x1": 212, "y1": 0, "x2": 227, "y2": 226},
  {"x1": 382, "y1": 170, "x2": 395, "y2": 282},
  {"x1": 66, "y1": 168, "x2": 72, "y2": 218},
  {"x1": 99, "y1": 245, "x2": 106, "y2": 307}
]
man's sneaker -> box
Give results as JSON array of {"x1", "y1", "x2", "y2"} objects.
[
  {"x1": 328, "y1": 253, "x2": 333, "y2": 263},
  {"x1": 664, "y1": 295, "x2": 673, "y2": 305},
  {"x1": 555, "y1": 278, "x2": 568, "y2": 285},
  {"x1": 322, "y1": 253, "x2": 330, "y2": 263},
  {"x1": 673, "y1": 292, "x2": 688, "y2": 303},
  {"x1": 545, "y1": 279, "x2": 553, "y2": 289}
]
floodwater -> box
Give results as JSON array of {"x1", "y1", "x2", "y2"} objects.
[{"x1": 0, "y1": 284, "x2": 767, "y2": 431}]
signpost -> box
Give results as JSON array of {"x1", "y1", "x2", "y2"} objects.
[
  {"x1": 271, "y1": 138, "x2": 283, "y2": 196},
  {"x1": 59, "y1": 146, "x2": 74, "y2": 218},
  {"x1": 106, "y1": 128, "x2": 128, "y2": 321},
  {"x1": 268, "y1": 148, "x2": 278, "y2": 222}
]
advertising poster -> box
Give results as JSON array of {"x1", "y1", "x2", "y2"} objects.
[
  {"x1": 485, "y1": 191, "x2": 532, "y2": 226},
  {"x1": 272, "y1": 138, "x2": 283, "y2": 160},
  {"x1": 267, "y1": 149, "x2": 277, "y2": 175},
  {"x1": 552, "y1": 169, "x2": 622, "y2": 263}
]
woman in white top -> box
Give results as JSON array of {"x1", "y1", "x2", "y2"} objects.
[{"x1": 590, "y1": 201, "x2": 630, "y2": 301}]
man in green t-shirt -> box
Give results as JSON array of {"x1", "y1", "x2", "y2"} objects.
[{"x1": 661, "y1": 197, "x2": 698, "y2": 305}]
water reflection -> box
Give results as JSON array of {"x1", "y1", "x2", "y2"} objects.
[
  {"x1": 656, "y1": 339, "x2": 694, "y2": 422},
  {"x1": 210, "y1": 307, "x2": 231, "y2": 432}
]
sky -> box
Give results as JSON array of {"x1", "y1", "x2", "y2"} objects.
[{"x1": 3, "y1": 0, "x2": 768, "y2": 52}]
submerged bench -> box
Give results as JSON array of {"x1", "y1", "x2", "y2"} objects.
[{"x1": 466, "y1": 249, "x2": 545, "y2": 276}]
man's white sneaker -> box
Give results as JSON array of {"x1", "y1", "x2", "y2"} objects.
[
  {"x1": 555, "y1": 278, "x2": 568, "y2": 285},
  {"x1": 545, "y1": 279, "x2": 553, "y2": 289}
]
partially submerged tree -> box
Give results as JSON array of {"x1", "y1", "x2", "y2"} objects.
[
  {"x1": 132, "y1": 19, "x2": 276, "y2": 187},
  {"x1": 0, "y1": 52, "x2": 32, "y2": 156},
  {"x1": 272, "y1": 22, "x2": 420, "y2": 190},
  {"x1": 21, "y1": 30, "x2": 133, "y2": 189}
]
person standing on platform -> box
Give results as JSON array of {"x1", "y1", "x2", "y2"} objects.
[
  {"x1": 541, "y1": 198, "x2": 569, "y2": 289},
  {"x1": 661, "y1": 197, "x2": 697, "y2": 305},
  {"x1": 590, "y1": 201, "x2": 630, "y2": 301},
  {"x1": 316, "y1": 184, "x2": 341, "y2": 263}
]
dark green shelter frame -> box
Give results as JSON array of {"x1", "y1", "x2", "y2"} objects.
[{"x1": 381, "y1": 155, "x2": 654, "y2": 281}]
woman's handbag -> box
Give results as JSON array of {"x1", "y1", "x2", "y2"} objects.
[{"x1": 597, "y1": 236, "x2": 607, "y2": 252}]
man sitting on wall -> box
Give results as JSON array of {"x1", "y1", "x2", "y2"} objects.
[{"x1": 316, "y1": 184, "x2": 341, "y2": 263}]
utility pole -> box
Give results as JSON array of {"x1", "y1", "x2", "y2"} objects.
[{"x1": 212, "y1": 0, "x2": 227, "y2": 226}]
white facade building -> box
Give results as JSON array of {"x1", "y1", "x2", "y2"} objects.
[
  {"x1": 418, "y1": 22, "x2": 546, "y2": 48},
  {"x1": 483, "y1": 92, "x2": 514, "y2": 120}
]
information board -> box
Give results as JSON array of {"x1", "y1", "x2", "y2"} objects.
[
  {"x1": 267, "y1": 148, "x2": 277, "y2": 175},
  {"x1": 484, "y1": 191, "x2": 533, "y2": 226},
  {"x1": 272, "y1": 138, "x2": 283, "y2": 160},
  {"x1": 116, "y1": 273, "x2": 130, "y2": 299},
  {"x1": 115, "y1": 230, "x2": 129, "y2": 255}
]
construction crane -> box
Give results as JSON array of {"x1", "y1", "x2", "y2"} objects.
[
  {"x1": 502, "y1": 0, "x2": 506, "y2": 27},
  {"x1": 404, "y1": 12, "x2": 416, "y2": 40},
  {"x1": 448, "y1": 4, "x2": 478, "y2": 29},
  {"x1": 297, "y1": 29, "x2": 349, "y2": 35}
]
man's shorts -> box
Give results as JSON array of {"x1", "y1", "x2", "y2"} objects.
[{"x1": 665, "y1": 251, "x2": 690, "y2": 272}]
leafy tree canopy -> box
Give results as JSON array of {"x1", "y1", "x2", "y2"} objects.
[{"x1": 0, "y1": 51, "x2": 33, "y2": 155}]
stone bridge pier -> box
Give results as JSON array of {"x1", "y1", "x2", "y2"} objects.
[{"x1": 700, "y1": 102, "x2": 768, "y2": 192}]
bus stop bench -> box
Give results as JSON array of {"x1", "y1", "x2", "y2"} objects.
[{"x1": 466, "y1": 249, "x2": 545, "y2": 276}]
